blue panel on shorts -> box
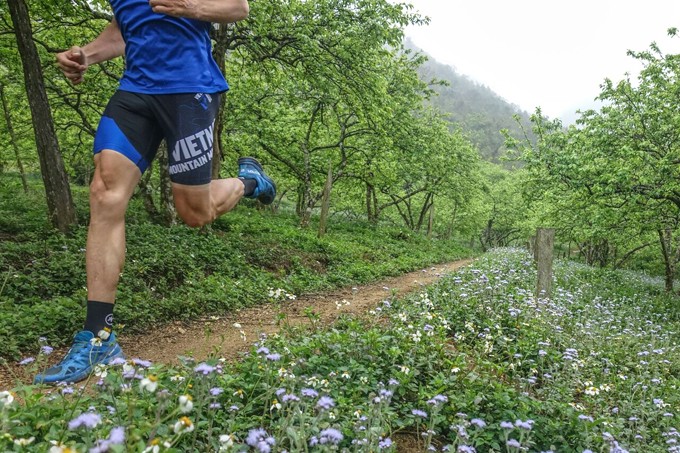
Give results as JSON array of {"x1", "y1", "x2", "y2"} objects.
[{"x1": 93, "y1": 116, "x2": 149, "y2": 173}]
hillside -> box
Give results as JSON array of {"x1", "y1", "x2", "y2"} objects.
[{"x1": 408, "y1": 40, "x2": 535, "y2": 162}]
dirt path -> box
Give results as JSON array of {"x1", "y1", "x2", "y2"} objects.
[{"x1": 1, "y1": 259, "x2": 471, "y2": 388}]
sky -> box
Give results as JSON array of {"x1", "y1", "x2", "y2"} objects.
[{"x1": 401, "y1": 0, "x2": 680, "y2": 123}]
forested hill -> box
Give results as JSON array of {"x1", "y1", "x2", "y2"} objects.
[{"x1": 408, "y1": 41, "x2": 534, "y2": 162}]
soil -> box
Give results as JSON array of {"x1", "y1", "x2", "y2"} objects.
[{"x1": 0, "y1": 259, "x2": 471, "y2": 452}]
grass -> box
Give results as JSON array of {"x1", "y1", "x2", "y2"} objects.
[
  {"x1": 0, "y1": 175, "x2": 469, "y2": 358},
  {"x1": 1, "y1": 248, "x2": 678, "y2": 452}
]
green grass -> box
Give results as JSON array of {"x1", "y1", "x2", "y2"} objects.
[
  {"x1": 2, "y1": 248, "x2": 679, "y2": 452},
  {"x1": 0, "y1": 175, "x2": 470, "y2": 358}
]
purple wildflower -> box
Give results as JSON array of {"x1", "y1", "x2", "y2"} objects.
[
  {"x1": 246, "y1": 428, "x2": 275, "y2": 453},
  {"x1": 229, "y1": 405, "x2": 239, "y2": 412},
  {"x1": 470, "y1": 418, "x2": 486, "y2": 428},
  {"x1": 316, "y1": 396, "x2": 335, "y2": 411},
  {"x1": 68, "y1": 412, "x2": 102, "y2": 430},
  {"x1": 282, "y1": 394, "x2": 300, "y2": 403},
  {"x1": 301, "y1": 388, "x2": 319, "y2": 398},
  {"x1": 379, "y1": 437, "x2": 392, "y2": 449},
  {"x1": 265, "y1": 353, "x2": 281, "y2": 361},
  {"x1": 412, "y1": 409, "x2": 428, "y2": 418},
  {"x1": 388, "y1": 378, "x2": 399, "y2": 387},
  {"x1": 210, "y1": 387, "x2": 224, "y2": 396},
  {"x1": 256, "y1": 347, "x2": 270, "y2": 355},
  {"x1": 515, "y1": 419, "x2": 534, "y2": 430},
  {"x1": 318, "y1": 428, "x2": 343, "y2": 445},
  {"x1": 41, "y1": 346, "x2": 54, "y2": 355},
  {"x1": 194, "y1": 363, "x2": 215, "y2": 375},
  {"x1": 19, "y1": 357, "x2": 35, "y2": 365},
  {"x1": 131, "y1": 358, "x2": 152, "y2": 368},
  {"x1": 507, "y1": 439, "x2": 521, "y2": 448},
  {"x1": 458, "y1": 446, "x2": 476, "y2": 453},
  {"x1": 500, "y1": 421, "x2": 514, "y2": 429},
  {"x1": 109, "y1": 357, "x2": 126, "y2": 366}
]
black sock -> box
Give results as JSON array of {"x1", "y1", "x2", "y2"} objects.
[
  {"x1": 84, "y1": 300, "x2": 114, "y2": 336},
  {"x1": 239, "y1": 177, "x2": 257, "y2": 197}
]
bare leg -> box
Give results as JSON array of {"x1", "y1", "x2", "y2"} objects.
[
  {"x1": 87, "y1": 150, "x2": 142, "y2": 302},
  {"x1": 173, "y1": 177, "x2": 245, "y2": 228}
]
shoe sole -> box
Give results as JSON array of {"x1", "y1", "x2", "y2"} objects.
[{"x1": 238, "y1": 157, "x2": 277, "y2": 205}]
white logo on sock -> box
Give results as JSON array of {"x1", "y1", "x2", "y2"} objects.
[{"x1": 105, "y1": 314, "x2": 114, "y2": 326}]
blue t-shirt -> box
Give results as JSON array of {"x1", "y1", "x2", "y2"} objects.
[{"x1": 109, "y1": 0, "x2": 229, "y2": 94}]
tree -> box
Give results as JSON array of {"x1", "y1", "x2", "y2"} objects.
[{"x1": 7, "y1": 0, "x2": 76, "y2": 231}]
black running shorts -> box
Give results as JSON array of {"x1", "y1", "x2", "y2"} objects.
[{"x1": 93, "y1": 90, "x2": 220, "y2": 185}]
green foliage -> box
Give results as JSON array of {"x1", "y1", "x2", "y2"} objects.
[
  {"x1": 0, "y1": 174, "x2": 467, "y2": 359},
  {"x1": 2, "y1": 249, "x2": 678, "y2": 452}
]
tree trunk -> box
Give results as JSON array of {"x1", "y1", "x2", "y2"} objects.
[
  {"x1": 317, "y1": 163, "x2": 333, "y2": 238},
  {"x1": 158, "y1": 141, "x2": 177, "y2": 226},
  {"x1": 536, "y1": 228, "x2": 555, "y2": 299},
  {"x1": 0, "y1": 83, "x2": 28, "y2": 193},
  {"x1": 8, "y1": 0, "x2": 76, "y2": 231},
  {"x1": 426, "y1": 201, "x2": 434, "y2": 239},
  {"x1": 658, "y1": 228, "x2": 676, "y2": 293},
  {"x1": 211, "y1": 24, "x2": 229, "y2": 179}
]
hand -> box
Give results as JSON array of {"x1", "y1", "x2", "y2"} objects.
[
  {"x1": 56, "y1": 46, "x2": 88, "y2": 85},
  {"x1": 149, "y1": 0, "x2": 198, "y2": 18}
]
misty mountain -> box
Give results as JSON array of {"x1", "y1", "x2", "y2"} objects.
[{"x1": 408, "y1": 40, "x2": 534, "y2": 162}]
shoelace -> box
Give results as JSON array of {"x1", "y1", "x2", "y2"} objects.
[{"x1": 59, "y1": 341, "x2": 95, "y2": 367}]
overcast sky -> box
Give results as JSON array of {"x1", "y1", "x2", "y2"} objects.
[{"x1": 402, "y1": 0, "x2": 680, "y2": 123}]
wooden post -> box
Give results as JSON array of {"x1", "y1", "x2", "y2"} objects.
[
  {"x1": 536, "y1": 228, "x2": 555, "y2": 299},
  {"x1": 317, "y1": 163, "x2": 333, "y2": 238}
]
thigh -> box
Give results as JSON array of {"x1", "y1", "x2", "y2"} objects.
[
  {"x1": 94, "y1": 91, "x2": 165, "y2": 174},
  {"x1": 149, "y1": 92, "x2": 221, "y2": 186}
]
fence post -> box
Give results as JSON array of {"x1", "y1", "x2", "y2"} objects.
[{"x1": 536, "y1": 228, "x2": 555, "y2": 299}]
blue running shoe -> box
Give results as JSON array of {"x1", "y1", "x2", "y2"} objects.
[
  {"x1": 34, "y1": 330, "x2": 124, "y2": 384},
  {"x1": 238, "y1": 157, "x2": 277, "y2": 205}
]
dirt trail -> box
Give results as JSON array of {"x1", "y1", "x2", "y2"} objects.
[{"x1": 1, "y1": 259, "x2": 471, "y2": 388}]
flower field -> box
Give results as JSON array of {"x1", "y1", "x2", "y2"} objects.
[{"x1": 1, "y1": 248, "x2": 679, "y2": 452}]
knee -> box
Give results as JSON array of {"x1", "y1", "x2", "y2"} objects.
[{"x1": 89, "y1": 176, "x2": 128, "y2": 216}]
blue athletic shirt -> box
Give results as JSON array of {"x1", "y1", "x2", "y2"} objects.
[{"x1": 109, "y1": 0, "x2": 229, "y2": 94}]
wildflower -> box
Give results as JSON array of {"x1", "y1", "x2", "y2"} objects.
[
  {"x1": 210, "y1": 387, "x2": 224, "y2": 396},
  {"x1": 233, "y1": 389, "x2": 244, "y2": 399},
  {"x1": 19, "y1": 357, "x2": 35, "y2": 365},
  {"x1": 282, "y1": 394, "x2": 300, "y2": 404},
  {"x1": 515, "y1": 419, "x2": 534, "y2": 431},
  {"x1": 140, "y1": 375, "x2": 158, "y2": 393},
  {"x1": 41, "y1": 345, "x2": 54, "y2": 355},
  {"x1": 132, "y1": 358, "x2": 152, "y2": 368},
  {"x1": 316, "y1": 396, "x2": 335, "y2": 411},
  {"x1": 427, "y1": 394, "x2": 448, "y2": 406},
  {"x1": 0, "y1": 391, "x2": 15, "y2": 407},
  {"x1": 578, "y1": 414, "x2": 594, "y2": 423},
  {"x1": 97, "y1": 329, "x2": 111, "y2": 341},
  {"x1": 173, "y1": 416, "x2": 194, "y2": 434},
  {"x1": 90, "y1": 337, "x2": 103, "y2": 347},
  {"x1": 301, "y1": 388, "x2": 319, "y2": 398},
  {"x1": 246, "y1": 428, "x2": 275, "y2": 453},
  {"x1": 470, "y1": 418, "x2": 486, "y2": 428},
  {"x1": 266, "y1": 353, "x2": 281, "y2": 361},
  {"x1": 210, "y1": 402, "x2": 221, "y2": 409},
  {"x1": 229, "y1": 405, "x2": 239, "y2": 412},
  {"x1": 379, "y1": 437, "x2": 393, "y2": 449},
  {"x1": 458, "y1": 446, "x2": 476, "y2": 453},
  {"x1": 109, "y1": 357, "x2": 127, "y2": 366},
  {"x1": 90, "y1": 426, "x2": 125, "y2": 453},
  {"x1": 194, "y1": 363, "x2": 215, "y2": 375},
  {"x1": 341, "y1": 371, "x2": 351, "y2": 379},
  {"x1": 270, "y1": 399, "x2": 282, "y2": 411},
  {"x1": 500, "y1": 421, "x2": 514, "y2": 429},
  {"x1": 584, "y1": 386, "x2": 599, "y2": 396},
  {"x1": 318, "y1": 428, "x2": 343, "y2": 445},
  {"x1": 219, "y1": 434, "x2": 235, "y2": 451},
  {"x1": 68, "y1": 412, "x2": 102, "y2": 430},
  {"x1": 507, "y1": 439, "x2": 521, "y2": 448},
  {"x1": 13, "y1": 437, "x2": 35, "y2": 446},
  {"x1": 398, "y1": 365, "x2": 410, "y2": 374},
  {"x1": 179, "y1": 395, "x2": 193, "y2": 413},
  {"x1": 388, "y1": 378, "x2": 399, "y2": 386},
  {"x1": 256, "y1": 346, "x2": 270, "y2": 355},
  {"x1": 412, "y1": 409, "x2": 428, "y2": 418}
]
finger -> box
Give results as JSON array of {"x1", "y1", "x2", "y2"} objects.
[{"x1": 69, "y1": 46, "x2": 86, "y2": 65}]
